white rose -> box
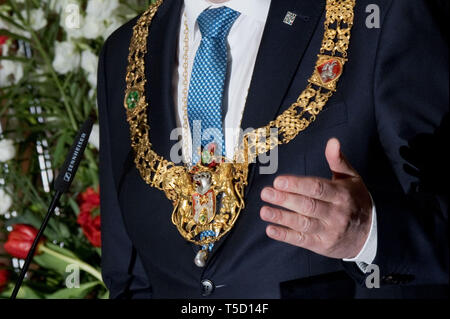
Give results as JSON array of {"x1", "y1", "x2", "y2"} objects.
[
  {"x1": 64, "y1": 16, "x2": 84, "y2": 40},
  {"x1": 0, "y1": 60, "x2": 24, "y2": 87},
  {"x1": 0, "y1": 138, "x2": 16, "y2": 162},
  {"x1": 0, "y1": 18, "x2": 9, "y2": 32},
  {"x1": 81, "y1": 50, "x2": 97, "y2": 74},
  {"x1": 81, "y1": 14, "x2": 106, "y2": 39},
  {"x1": 57, "y1": 0, "x2": 83, "y2": 38},
  {"x1": 86, "y1": 0, "x2": 119, "y2": 22},
  {"x1": 47, "y1": 0, "x2": 79, "y2": 13},
  {"x1": 1, "y1": 12, "x2": 30, "y2": 38},
  {"x1": 52, "y1": 41, "x2": 80, "y2": 74},
  {"x1": 1, "y1": 43, "x2": 10, "y2": 57},
  {"x1": 81, "y1": 50, "x2": 98, "y2": 87},
  {"x1": 0, "y1": 19, "x2": 10, "y2": 56},
  {"x1": 0, "y1": 188, "x2": 13, "y2": 216},
  {"x1": 89, "y1": 123, "x2": 100, "y2": 150},
  {"x1": 21, "y1": 8, "x2": 47, "y2": 31},
  {"x1": 103, "y1": 16, "x2": 124, "y2": 40}
]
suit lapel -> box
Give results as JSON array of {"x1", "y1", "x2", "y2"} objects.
[
  {"x1": 241, "y1": 0, "x2": 325, "y2": 131},
  {"x1": 146, "y1": 0, "x2": 183, "y2": 159},
  {"x1": 241, "y1": 0, "x2": 325, "y2": 199}
]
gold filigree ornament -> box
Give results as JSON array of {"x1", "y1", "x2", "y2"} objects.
[{"x1": 124, "y1": 0, "x2": 355, "y2": 267}]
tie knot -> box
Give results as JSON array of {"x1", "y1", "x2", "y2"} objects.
[{"x1": 197, "y1": 7, "x2": 240, "y2": 39}]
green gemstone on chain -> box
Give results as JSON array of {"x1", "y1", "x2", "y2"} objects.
[
  {"x1": 126, "y1": 91, "x2": 140, "y2": 109},
  {"x1": 201, "y1": 149, "x2": 212, "y2": 165}
]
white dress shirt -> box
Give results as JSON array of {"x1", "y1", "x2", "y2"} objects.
[
  {"x1": 174, "y1": 0, "x2": 271, "y2": 160},
  {"x1": 173, "y1": 0, "x2": 377, "y2": 271}
]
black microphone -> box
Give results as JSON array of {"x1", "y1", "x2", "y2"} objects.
[{"x1": 10, "y1": 116, "x2": 96, "y2": 299}]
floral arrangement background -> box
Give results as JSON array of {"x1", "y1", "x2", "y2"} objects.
[{"x1": 0, "y1": 0, "x2": 151, "y2": 299}]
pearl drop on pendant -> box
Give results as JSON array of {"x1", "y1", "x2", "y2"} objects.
[{"x1": 194, "y1": 250, "x2": 208, "y2": 268}]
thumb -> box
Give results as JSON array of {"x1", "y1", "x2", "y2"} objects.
[{"x1": 325, "y1": 138, "x2": 358, "y2": 178}]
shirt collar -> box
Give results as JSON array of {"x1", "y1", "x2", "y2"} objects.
[{"x1": 184, "y1": 0, "x2": 271, "y2": 35}]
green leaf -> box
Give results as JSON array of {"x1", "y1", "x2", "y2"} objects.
[
  {"x1": 98, "y1": 289, "x2": 110, "y2": 300},
  {"x1": 0, "y1": 12, "x2": 27, "y2": 31},
  {"x1": 0, "y1": 56, "x2": 29, "y2": 63},
  {"x1": 5, "y1": 211, "x2": 60, "y2": 242},
  {"x1": 68, "y1": 197, "x2": 80, "y2": 216},
  {"x1": 53, "y1": 132, "x2": 70, "y2": 166},
  {"x1": 0, "y1": 28, "x2": 29, "y2": 42},
  {"x1": 57, "y1": 222, "x2": 71, "y2": 239},
  {"x1": 44, "y1": 242, "x2": 79, "y2": 259},
  {"x1": 33, "y1": 254, "x2": 68, "y2": 276},
  {"x1": 33, "y1": 244, "x2": 79, "y2": 276},
  {"x1": 0, "y1": 284, "x2": 43, "y2": 299},
  {"x1": 48, "y1": 218, "x2": 69, "y2": 241},
  {"x1": 45, "y1": 281, "x2": 101, "y2": 299}
]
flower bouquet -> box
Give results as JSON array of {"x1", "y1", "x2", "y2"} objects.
[{"x1": 0, "y1": 0, "x2": 151, "y2": 299}]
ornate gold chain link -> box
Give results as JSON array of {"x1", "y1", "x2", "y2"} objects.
[{"x1": 181, "y1": 13, "x2": 191, "y2": 163}]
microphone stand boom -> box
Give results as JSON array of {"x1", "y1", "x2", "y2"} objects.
[{"x1": 10, "y1": 116, "x2": 95, "y2": 299}]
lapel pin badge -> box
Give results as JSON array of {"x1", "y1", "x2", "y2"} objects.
[{"x1": 283, "y1": 11, "x2": 297, "y2": 26}]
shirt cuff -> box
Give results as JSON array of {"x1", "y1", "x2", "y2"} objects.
[{"x1": 343, "y1": 195, "x2": 378, "y2": 273}]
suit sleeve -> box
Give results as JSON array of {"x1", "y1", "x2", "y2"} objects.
[
  {"x1": 346, "y1": 0, "x2": 448, "y2": 286},
  {"x1": 98, "y1": 39, "x2": 153, "y2": 299}
]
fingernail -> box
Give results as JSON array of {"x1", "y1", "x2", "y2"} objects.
[
  {"x1": 261, "y1": 188, "x2": 275, "y2": 201},
  {"x1": 267, "y1": 226, "x2": 279, "y2": 237},
  {"x1": 261, "y1": 207, "x2": 275, "y2": 220},
  {"x1": 275, "y1": 178, "x2": 287, "y2": 190}
]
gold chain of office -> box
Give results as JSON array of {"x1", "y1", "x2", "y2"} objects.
[{"x1": 123, "y1": 0, "x2": 355, "y2": 259}]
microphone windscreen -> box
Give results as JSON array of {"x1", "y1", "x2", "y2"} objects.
[{"x1": 54, "y1": 116, "x2": 95, "y2": 193}]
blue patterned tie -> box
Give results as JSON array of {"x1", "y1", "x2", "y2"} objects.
[{"x1": 187, "y1": 7, "x2": 240, "y2": 164}]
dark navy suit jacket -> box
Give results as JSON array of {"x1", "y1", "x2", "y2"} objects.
[{"x1": 98, "y1": 0, "x2": 449, "y2": 299}]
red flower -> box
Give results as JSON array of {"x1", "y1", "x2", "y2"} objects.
[
  {"x1": 3, "y1": 224, "x2": 45, "y2": 259},
  {"x1": 77, "y1": 187, "x2": 101, "y2": 247},
  {"x1": 0, "y1": 269, "x2": 9, "y2": 292},
  {"x1": 78, "y1": 212, "x2": 101, "y2": 247},
  {"x1": 79, "y1": 187, "x2": 100, "y2": 207},
  {"x1": 0, "y1": 35, "x2": 8, "y2": 56}
]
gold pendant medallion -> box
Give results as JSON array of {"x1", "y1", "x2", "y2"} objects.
[
  {"x1": 165, "y1": 160, "x2": 245, "y2": 244},
  {"x1": 161, "y1": 158, "x2": 247, "y2": 267}
]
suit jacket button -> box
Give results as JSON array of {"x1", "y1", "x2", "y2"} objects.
[
  {"x1": 382, "y1": 275, "x2": 395, "y2": 284},
  {"x1": 382, "y1": 274, "x2": 414, "y2": 285},
  {"x1": 201, "y1": 279, "x2": 215, "y2": 297}
]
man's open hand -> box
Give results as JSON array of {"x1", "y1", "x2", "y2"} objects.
[{"x1": 260, "y1": 138, "x2": 373, "y2": 259}]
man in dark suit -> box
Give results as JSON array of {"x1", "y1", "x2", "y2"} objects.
[{"x1": 98, "y1": 0, "x2": 448, "y2": 299}]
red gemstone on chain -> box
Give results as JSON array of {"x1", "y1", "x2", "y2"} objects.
[{"x1": 317, "y1": 59, "x2": 342, "y2": 84}]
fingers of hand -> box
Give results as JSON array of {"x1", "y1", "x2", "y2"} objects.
[
  {"x1": 261, "y1": 187, "x2": 330, "y2": 220},
  {"x1": 325, "y1": 138, "x2": 357, "y2": 176},
  {"x1": 273, "y1": 176, "x2": 340, "y2": 203},
  {"x1": 266, "y1": 225, "x2": 318, "y2": 250},
  {"x1": 260, "y1": 206, "x2": 323, "y2": 234}
]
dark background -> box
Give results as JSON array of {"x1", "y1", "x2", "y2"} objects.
[{"x1": 428, "y1": 0, "x2": 450, "y2": 43}]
